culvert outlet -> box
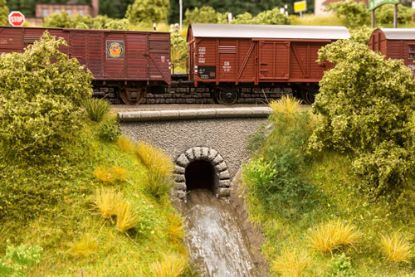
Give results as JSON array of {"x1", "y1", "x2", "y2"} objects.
[{"x1": 174, "y1": 147, "x2": 231, "y2": 200}]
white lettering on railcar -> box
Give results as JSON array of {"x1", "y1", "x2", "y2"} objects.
[
  {"x1": 198, "y1": 47, "x2": 206, "y2": 64},
  {"x1": 223, "y1": 61, "x2": 231, "y2": 72}
]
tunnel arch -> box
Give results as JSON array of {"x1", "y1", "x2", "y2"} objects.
[{"x1": 174, "y1": 147, "x2": 231, "y2": 200}]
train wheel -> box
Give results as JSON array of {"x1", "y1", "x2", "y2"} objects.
[
  {"x1": 214, "y1": 88, "x2": 239, "y2": 105},
  {"x1": 302, "y1": 91, "x2": 315, "y2": 105},
  {"x1": 120, "y1": 87, "x2": 145, "y2": 105}
]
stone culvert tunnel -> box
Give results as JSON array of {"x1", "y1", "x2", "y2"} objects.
[{"x1": 174, "y1": 147, "x2": 231, "y2": 199}]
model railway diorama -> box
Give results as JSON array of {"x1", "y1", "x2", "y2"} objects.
[{"x1": 0, "y1": 24, "x2": 413, "y2": 105}]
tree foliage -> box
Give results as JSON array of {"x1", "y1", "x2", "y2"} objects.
[
  {"x1": 170, "y1": 31, "x2": 187, "y2": 73},
  {"x1": 126, "y1": 0, "x2": 170, "y2": 24},
  {"x1": 0, "y1": 0, "x2": 8, "y2": 26},
  {"x1": 184, "y1": 6, "x2": 227, "y2": 24},
  {"x1": 309, "y1": 39, "x2": 415, "y2": 196},
  {"x1": 0, "y1": 32, "x2": 93, "y2": 162},
  {"x1": 327, "y1": 0, "x2": 370, "y2": 28},
  {"x1": 44, "y1": 12, "x2": 129, "y2": 30},
  {"x1": 376, "y1": 4, "x2": 413, "y2": 25}
]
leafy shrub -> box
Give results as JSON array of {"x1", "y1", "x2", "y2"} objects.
[
  {"x1": 0, "y1": 32, "x2": 92, "y2": 162},
  {"x1": 327, "y1": 0, "x2": 370, "y2": 28},
  {"x1": 68, "y1": 234, "x2": 98, "y2": 258},
  {"x1": 83, "y1": 98, "x2": 110, "y2": 122},
  {"x1": 308, "y1": 220, "x2": 361, "y2": 254},
  {"x1": 0, "y1": 0, "x2": 8, "y2": 26},
  {"x1": 349, "y1": 26, "x2": 373, "y2": 44},
  {"x1": 94, "y1": 165, "x2": 128, "y2": 184},
  {"x1": 135, "y1": 142, "x2": 173, "y2": 177},
  {"x1": 44, "y1": 12, "x2": 130, "y2": 30},
  {"x1": 272, "y1": 249, "x2": 310, "y2": 276},
  {"x1": 98, "y1": 118, "x2": 121, "y2": 142},
  {"x1": 185, "y1": 6, "x2": 227, "y2": 24},
  {"x1": 231, "y1": 8, "x2": 290, "y2": 25},
  {"x1": 115, "y1": 200, "x2": 138, "y2": 233},
  {"x1": 380, "y1": 232, "x2": 412, "y2": 263},
  {"x1": 310, "y1": 39, "x2": 415, "y2": 196},
  {"x1": 170, "y1": 31, "x2": 188, "y2": 73},
  {"x1": 151, "y1": 254, "x2": 187, "y2": 277},
  {"x1": 246, "y1": 124, "x2": 267, "y2": 154},
  {"x1": 243, "y1": 97, "x2": 319, "y2": 219},
  {"x1": 116, "y1": 136, "x2": 136, "y2": 153},
  {"x1": 376, "y1": 4, "x2": 413, "y2": 25},
  {"x1": 126, "y1": 0, "x2": 170, "y2": 24},
  {"x1": 94, "y1": 187, "x2": 124, "y2": 219},
  {"x1": 330, "y1": 253, "x2": 357, "y2": 277},
  {"x1": 0, "y1": 243, "x2": 43, "y2": 277}
]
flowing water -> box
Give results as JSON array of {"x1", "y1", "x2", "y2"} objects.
[{"x1": 183, "y1": 190, "x2": 256, "y2": 277}]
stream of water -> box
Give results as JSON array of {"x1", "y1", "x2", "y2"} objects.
[{"x1": 183, "y1": 190, "x2": 256, "y2": 277}]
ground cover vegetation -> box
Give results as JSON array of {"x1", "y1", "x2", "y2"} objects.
[
  {"x1": 243, "y1": 34, "x2": 415, "y2": 275},
  {"x1": 0, "y1": 33, "x2": 189, "y2": 276}
]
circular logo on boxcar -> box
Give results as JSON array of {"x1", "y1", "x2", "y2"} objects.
[{"x1": 108, "y1": 41, "x2": 123, "y2": 58}]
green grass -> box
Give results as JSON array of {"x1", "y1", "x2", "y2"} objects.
[
  {"x1": 243, "y1": 108, "x2": 415, "y2": 276},
  {"x1": 0, "y1": 122, "x2": 188, "y2": 276}
]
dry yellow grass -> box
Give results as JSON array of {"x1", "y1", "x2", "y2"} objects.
[
  {"x1": 308, "y1": 220, "x2": 361, "y2": 254},
  {"x1": 93, "y1": 165, "x2": 128, "y2": 184},
  {"x1": 151, "y1": 254, "x2": 187, "y2": 277},
  {"x1": 115, "y1": 200, "x2": 138, "y2": 233},
  {"x1": 380, "y1": 232, "x2": 412, "y2": 264},
  {"x1": 272, "y1": 249, "x2": 311, "y2": 277},
  {"x1": 167, "y1": 213, "x2": 185, "y2": 243},
  {"x1": 116, "y1": 136, "x2": 136, "y2": 153},
  {"x1": 68, "y1": 234, "x2": 98, "y2": 258},
  {"x1": 94, "y1": 187, "x2": 124, "y2": 219},
  {"x1": 135, "y1": 141, "x2": 173, "y2": 177},
  {"x1": 270, "y1": 96, "x2": 302, "y2": 116}
]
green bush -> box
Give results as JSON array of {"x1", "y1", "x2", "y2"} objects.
[
  {"x1": 243, "y1": 98, "x2": 319, "y2": 219},
  {"x1": 329, "y1": 254, "x2": 357, "y2": 277},
  {"x1": 376, "y1": 4, "x2": 413, "y2": 25},
  {"x1": 231, "y1": 8, "x2": 290, "y2": 25},
  {"x1": 349, "y1": 26, "x2": 373, "y2": 44},
  {"x1": 83, "y1": 98, "x2": 110, "y2": 122},
  {"x1": 170, "y1": 32, "x2": 188, "y2": 73},
  {"x1": 126, "y1": 0, "x2": 170, "y2": 24},
  {"x1": 0, "y1": 32, "x2": 92, "y2": 162},
  {"x1": 327, "y1": 0, "x2": 370, "y2": 28},
  {"x1": 185, "y1": 6, "x2": 227, "y2": 24},
  {"x1": 0, "y1": 0, "x2": 8, "y2": 26},
  {"x1": 0, "y1": 243, "x2": 43, "y2": 277},
  {"x1": 98, "y1": 118, "x2": 121, "y2": 142},
  {"x1": 310, "y1": 39, "x2": 415, "y2": 196},
  {"x1": 144, "y1": 171, "x2": 173, "y2": 200},
  {"x1": 44, "y1": 12, "x2": 130, "y2": 30}
]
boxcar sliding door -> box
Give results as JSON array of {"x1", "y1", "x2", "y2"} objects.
[{"x1": 258, "y1": 41, "x2": 290, "y2": 80}]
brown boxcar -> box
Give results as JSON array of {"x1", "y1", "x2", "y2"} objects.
[
  {"x1": 187, "y1": 24, "x2": 349, "y2": 103},
  {"x1": 0, "y1": 27, "x2": 171, "y2": 104},
  {"x1": 369, "y1": 28, "x2": 415, "y2": 75}
]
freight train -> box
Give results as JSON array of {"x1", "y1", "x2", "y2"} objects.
[{"x1": 2, "y1": 24, "x2": 407, "y2": 105}]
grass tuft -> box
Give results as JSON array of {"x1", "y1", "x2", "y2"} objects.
[
  {"x1": 270, "y1": 96, "x2": 302, "y2": 116},
  {"x1": 380, "y1": 232, "x2": 412, "y2": 264},
  {"x1": 94, "y1": 187, "x2": 124, "y2": 220},
  {"x1": 115, "y1": 200, "x2": 138, "y2": 233},
  {"x1": 68, "y1": 234, "x2": 98, "y2": 258},
  {"x1": 83, "y1": 98, "x2": 110, "y2": 122},
  {"x1": 151, "y1": 254, "x2": 187, "y2": 277},
  {"x1": 135, "y1": 141, "x2": 173, "y2": 177},
  {"x1": 309, "y1": 220, "x2": 361, "y2": 254},
  {"x1": 272, "y1": 249, "x2": 311, "y2": 277},
  {"x1": 167, "y1": 213, "x2": 185, "y2": 243},
  {"x1": 93, "y1": 165, "x2": 128, "y2": 184},
  {"x1": 116, "y1": 136, "x2": 136, "y2": 153}
]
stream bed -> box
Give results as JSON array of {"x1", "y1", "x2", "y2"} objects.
[{"x1": 183, "y1": 190, "x2": 256, "y2": 277}]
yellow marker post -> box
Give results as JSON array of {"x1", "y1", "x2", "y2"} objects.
[{"x1": 294, "y1": 1, "x2": 307, "y2": 17}]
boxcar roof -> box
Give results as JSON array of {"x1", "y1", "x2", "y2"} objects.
[
  {"x1": 189, "y1": 24, "x2": 350, "y2": 40},
  {"x1": 378, "y1": 28, "x2": 415, "y2": 40}
]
